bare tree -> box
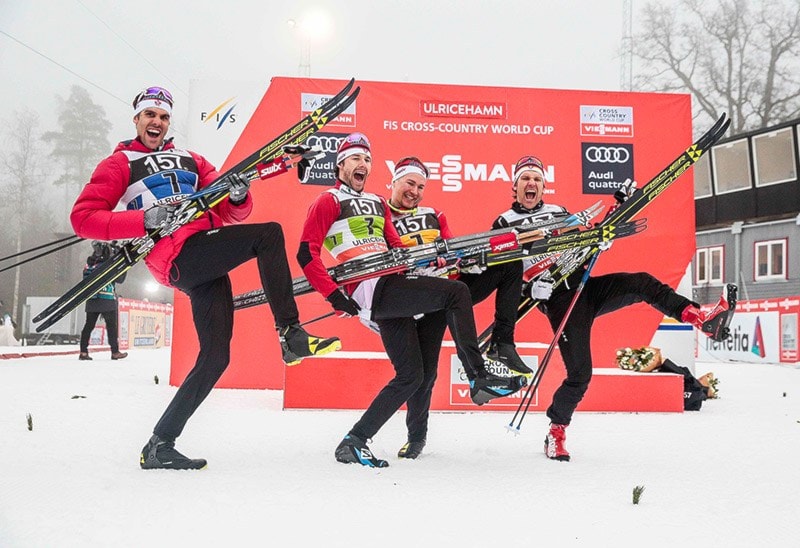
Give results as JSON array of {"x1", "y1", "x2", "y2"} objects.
[
  {"x1": 633, "y1": 0, "x2": 800, "y2": 133},
  {"x1": 1, "y1": 109, "x2": 47, "y2": 324}
]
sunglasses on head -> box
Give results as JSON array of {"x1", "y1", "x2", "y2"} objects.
[{"x1": 132, "y1": 86, "x2": 174, "y2": 108}]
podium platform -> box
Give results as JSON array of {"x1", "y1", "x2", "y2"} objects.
[{"x1": 284, "y1": 341, "x2": 685, "y2": 413}]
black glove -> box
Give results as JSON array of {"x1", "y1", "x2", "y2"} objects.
[
  {"x1": 326, "y1": 290, "x2": 361, "y2": 318},
  {"x1": 143, "y1": 204, "x2": 177, "y2": 230},
  {"x1": 225, "y1": 172, "x2": 251, "y2": 205}
]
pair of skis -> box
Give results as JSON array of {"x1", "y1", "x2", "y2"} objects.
[
  {"x1": 33, "y1": 79, "x2": 361, "y2": 333},
  {"x1": 230, "y1": 201, "x2": 645, "y2": 311}
]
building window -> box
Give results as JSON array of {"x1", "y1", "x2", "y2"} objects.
[
  {"x1": 754, "y1": 239, "x2": 787, "y2": 281},
  {"x1": 712, "y1": 138, "x2": 752, "y2": 194},
  {"x1": 696, "y1": 246, "x2": 724, "y2": 285},
  {"x1": 753, "y1": 128, "x2": 797, "y2": 187},
  {"x1": 693, "y1": 154, "x2": 713, "y2": 198}
]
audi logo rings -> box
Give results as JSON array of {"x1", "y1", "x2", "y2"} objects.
[
  {"x1": 585, "y1": 146, "x2": 630, "y2": 163},
  {"x1": 307, "y1": 135, "x2": 344, "y2": 154}
]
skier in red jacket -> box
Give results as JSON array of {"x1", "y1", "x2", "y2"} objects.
[{"x1": 71, "y1": 86, "x2": 340, "y2": 470}]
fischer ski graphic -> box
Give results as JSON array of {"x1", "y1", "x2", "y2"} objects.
[{"x1": 34, "y1": 79, "x2": 361, "y2": 332}]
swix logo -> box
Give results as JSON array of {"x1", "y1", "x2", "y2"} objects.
[
  {"x1": 257, "y1": 160, "x2": 286, "y2": 179},
  {"x1": 385, "y1": 156, "x2": 555, "y2": 193},
  {"x1": 200, "y1": 97, "x2": 237, "y2": 130},
  {"x1": 492, "y1": 241, "x2": 518, "y2": 252},
  {"x1": 489, "y1": 233, "x2": 519, "y2": 252}
]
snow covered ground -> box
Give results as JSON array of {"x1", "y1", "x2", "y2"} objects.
[{"x1": 1, "y1": 346, "x2": 798, "y2": 547}]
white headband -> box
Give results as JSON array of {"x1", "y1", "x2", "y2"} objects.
[
  {"x1": 134, "y1": 98, "x2": 172, "y2": 117},
  {"x1": 336, "y1": 146, "x2": 370, "y2": 165},
  {"x1": 513, "y1": 166, "x2": 545, "y2": 184},
  {"x1": 392, "y1": 164, "x2": 428, "y2": 182}
]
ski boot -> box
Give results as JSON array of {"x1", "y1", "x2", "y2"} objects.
[
  {"x1": 469, "y1": 364, "x2": 528, "y2": 406},
  {"x1": 544, "y1": 423, "x2": 570, "y2": 462},
  {"x1": 486, "y1": 341, "x2": 533, "y2": 378},
  {"x1": 335, "y1": 434, "x2": 389, "y2": 468},
  {"x1": 140, "y1": 435, "x2": 207, "y2": 470},
  {"x1": 397, "y1": 440, "x2": 426, "y2": 459},
  {"x1": 277, "y1": 324, "x2": 341, "y2": 366},
  {"x1": 78, "y1": 352, "x2": 92, "y2": 361},
  {"x1": 682, "y1": 284, "x2": 737, "y2": 342}
]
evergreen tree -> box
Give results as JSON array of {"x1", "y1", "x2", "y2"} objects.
[{"x1": 42, "y1": 86, "x2": 112, "y2": 226}]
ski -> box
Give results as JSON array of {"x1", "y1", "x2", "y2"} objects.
[
  {"x1": 231, "y1": 202, "x2": 622, "y2": 311},
  {"x1": 33, "y1": 79, "x2": 361, "y2": 333},
  {"x1": 477, "y1": 113, "x2": 731, "y2": 350}
]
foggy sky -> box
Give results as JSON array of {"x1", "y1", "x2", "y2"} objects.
[{"x1": 1, "y1": 0, "x2": 636, "y2": 144}]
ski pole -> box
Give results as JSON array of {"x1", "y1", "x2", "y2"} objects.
[
  {"x1": 507, "y1": 248, "x2": 602, "y2": 434},
  {"x1": 0, "y1": 234, "x2": 82, "y2": 264},
  {"x1": 299, "y1": 311, "x2": 335, "y2": 327},
  {"x1": 0, "y1": 237, "x2": 85, "y2": 274}
]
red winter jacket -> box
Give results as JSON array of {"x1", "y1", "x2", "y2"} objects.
[{"x1": 70, "y1": 138, "x2": 252, "y2": 286}]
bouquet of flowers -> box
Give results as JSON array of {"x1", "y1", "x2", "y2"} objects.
[
  {"x1": 698, "y1": 372, "x2": 720, "y2": 398},
  {"x1": 615, "y1": 346, "x2": 663, "y2": 372}
]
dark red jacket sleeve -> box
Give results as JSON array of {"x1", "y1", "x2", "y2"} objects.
[
  {"x1": 298, "y1": 192, "x2": 341, "y2": 298},
  {"x1": 71, "y1": 153, "x2": 148, "y2": 240},
  {"x1": 437, "y1": 209, "x2": 455, "y2": 239}
]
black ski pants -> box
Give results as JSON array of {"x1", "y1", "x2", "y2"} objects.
[
  {"x1": 80, "y1": 309, "x2": 120, "y2": 353},
  {"x1": 153, "y1": 222, "x2": 299, "y2": 441},
  {"x1": 543, "y1": 272, "x2": 692, "y2": 425},
  {"x1": 349, "y1": 275, "x2": 484, "y2": 441},
  {"x1": 458, "y1": 260, "x2": 523, "y2": 345}
]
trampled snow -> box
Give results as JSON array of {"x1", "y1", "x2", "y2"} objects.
[{"x1": 1, "y1": 346, "x2": 798, "y2": 547}]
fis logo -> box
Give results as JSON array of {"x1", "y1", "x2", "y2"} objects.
[{"x1": 200, "y1": 97, "x2": 237, "y2": 130}]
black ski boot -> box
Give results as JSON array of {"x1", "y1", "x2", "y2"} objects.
[
  {"x1": 277, "y1": 324, "x2": 341, "y2": 366},
  {"x1": 397, "y1": 440, "x2": 426, "y2": 459},
  {"x1": 486, "y1": 341, "x2": 533, "y2": 378},
  {"x1": 701, "y1": 284, "x2": 738, "y2": 341},
  {"x1": 469, "y1": 364, "x2": 527, "y2": 406},
  {"x1": 683, "y1": 284, "x2": 738, "y2": 342},
  {"x1": 140, "y1": 435, "x2": 207, "y2": 470},
  {"x1": 335, "y1": 434, "x2": 389, "y2": 468},
  {"x1": 336, "y1": 434, "x2": 389, "y2": 468}
]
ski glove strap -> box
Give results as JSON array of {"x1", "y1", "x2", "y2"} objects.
[
  {"x1": 529, "y1": 275, "x2": 555, "y2": 301},
  {"x1": 614, "y1": 178, "x2": 637, "y2": 204},
  {"x1": 226, "y1": 173, "x2": 251, "y2": 205},
  {"x1": 327, "y1": 290, "x2": 361, "y2": 318},
  {"x1": 144, "y1": 204, "x2": 177, "y2": 230}
]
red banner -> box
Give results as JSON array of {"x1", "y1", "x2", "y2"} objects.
[{"x1": 171, "y1": 78, "x2": 693, "y2": 411}]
